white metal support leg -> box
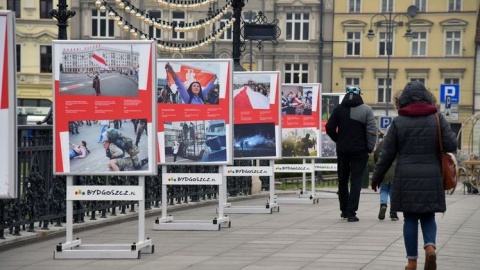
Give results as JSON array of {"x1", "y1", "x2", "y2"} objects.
[
  {"x1": 275, "y1": 160, "x2": 318, "y2": 204},
  {"x1": 154, "y1": 166, "x2": 229, "y2": 230},
  {"x1": 222, "y1": 161, "x2": 277, "y2": 214},
  {"x1": 54, "y1": 176, "x2": 154, "y2": 259}
]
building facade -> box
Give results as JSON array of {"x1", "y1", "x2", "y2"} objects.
[
  {"x1": 1, "y1": 0, "x2": 58, "y2": 117},
  {"x1": 332, "y1": 0, "x2": 479, "y2": 148},
  {"x1": 5, "y1": 0, "x2": 480, "y2": 150},
  {"x1": 68, "y1": 0, "x2": 334, "y2": 88}
]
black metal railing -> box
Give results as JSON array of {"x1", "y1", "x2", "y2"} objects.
[{"x1": 0, "y1": 125, "x2": 254, "y2": 240}]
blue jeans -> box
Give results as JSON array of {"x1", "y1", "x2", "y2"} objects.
[
  {"x1": 69, "y1": 149, "x2": 77, "y2": 159},
  {"x1": 379, "y1": 182, "x2": 393, "y2": 206},
  {"x1": 403, "y1": 212, "x2": 437, "y2": 259}
]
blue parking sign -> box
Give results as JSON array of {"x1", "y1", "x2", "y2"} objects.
[
  {"x1": 440, "y1": 84, "x2": 459, "y2": 103},
  {"x1": 379, "y1": 116, "x2": 393, "y2": 129}
]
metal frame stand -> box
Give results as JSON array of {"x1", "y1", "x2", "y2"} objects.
[
  {"x1": 222, "y1": 160, "x2": 279, "y2": 214},
  {"x1": 275, "y1": 159, "x2": 320, "y2": 204},
  {"x1": 153, "y1": 166, "x2": 230, "y2": 231},
  {"x1": 54, "y1": 176, "x2": 154, "y2": 259}
]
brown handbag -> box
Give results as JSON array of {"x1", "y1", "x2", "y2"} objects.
[{"x1": 435, "y1": 113, "x2": 457, "y2": 190}]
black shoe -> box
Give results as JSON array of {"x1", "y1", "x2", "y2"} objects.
[
  {"x1": 390, "y1": 212, "x2": 399, "y2": 221},
  {"x1": 347, "y1": 216, "x2": 359, "y2": 222},
  {"x1": 378, "y1": 204, "x2": 387, "y2": 220},
  {"x1": 340, "y1": 212, "x2": 347, "y2": 219}
]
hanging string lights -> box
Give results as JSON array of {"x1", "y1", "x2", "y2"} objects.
[{"x1": 94, "y1": 0, "x2": 235, "y2": 53}]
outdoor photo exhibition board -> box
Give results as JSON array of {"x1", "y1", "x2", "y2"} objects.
[
  {"x1": 280, "y1": 83, "x2": 322, "y2": 158},
  {"x1": 232, "y1": 71, "x2": 281, "y2": 159},
  {"x1": 0, "y1": 11, "x2": 16, "y2": 198},
  {"x1": 321, "y1": 93, "x2": 345, "y2": 158},
  {"x1": 156, "y1": 59, "x2": 233, "y2": 165},
  {"x1": 53, "y1": 40, "x2": 157, "y2": 176}
]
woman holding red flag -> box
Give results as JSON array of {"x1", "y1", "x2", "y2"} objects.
[{"x1": 165, "y1": 62, "x2": 216, "y2": 104}]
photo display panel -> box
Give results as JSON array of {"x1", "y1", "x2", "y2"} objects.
[
  {"x1": 53, "y1": 41, "x2": 157, "y2": 176},
  {"x1": 233, "y1": 71, "x2": 281, "y2": 159},
  {"x1": 0, "y1": 11, "x2": 17, "y2": 198},
  {"x1": 321, "y1": 93, "x2": 345, "y2": 158},
  {"x1": 280, "y1": 83, "x2": 322, "y2": 158},
  {"x1": 156, "y1": 59, "x2": 233, "y2": 165}
]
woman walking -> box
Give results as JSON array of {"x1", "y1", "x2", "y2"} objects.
[{"x1": 371, "y1": 81, "x2": 457, "y2": 270}]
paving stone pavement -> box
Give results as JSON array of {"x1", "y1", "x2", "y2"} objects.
[{"x1": 0, "y1": 190, "x2": 479, "y2": 270}]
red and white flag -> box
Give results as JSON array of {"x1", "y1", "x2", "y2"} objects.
[
  {"x1": 166, "y1": 64, "x2": 215, "y2": 91},
  {"x1": 233, "y1": 86, "x2": 270, "y2": 110},
  {"x1": 92, "y1": 51, "x2": 109, "y2": 70}
]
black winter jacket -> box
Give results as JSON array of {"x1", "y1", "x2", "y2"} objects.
[
  {"x1": 372, "y1": 103, "x2": 457, "y2": 213},
  {"x1": 325, "y1": 93, "x2": 376, "y2": 154}
]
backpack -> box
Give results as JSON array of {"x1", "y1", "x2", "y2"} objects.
[{"x1": 105, "y1": 128, "x2": 137, "y2": 155}]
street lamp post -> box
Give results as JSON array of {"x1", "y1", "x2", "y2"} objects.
[
  {"x1": 231, "y1": 0, "x2": 247, "y2": 71},
  {"x1": 208, "y1": 3, "x2": 216, "y2": 58},
  {"x1": 366, "y1": 7, "x2": 417, "y2": 116},
  {"x1": 37, "y1": 0, "x2": 75, "y2": 125}
]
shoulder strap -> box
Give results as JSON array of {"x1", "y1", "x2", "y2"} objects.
[{"x1": 435, "y1": 113, "x2": 444, "y2": 153}]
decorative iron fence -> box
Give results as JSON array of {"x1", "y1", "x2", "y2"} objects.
[{"x1": 0, "y1": 125, "x2": 253, "y2": 240}]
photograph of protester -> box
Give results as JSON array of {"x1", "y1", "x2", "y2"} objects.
[
  {"x1": 163, "y1": 120, "x2": 227, "y2": 163},
  {"x1": 58, "y1": 45, "x2": 143, "y2": 97},
  {"x1": 67, "y1": 119, "x2": 149, "y2": 173},
  {"x1": 321, "y1": 94, "x2": 344, "y2": 158},
  {"x1": 157, "y1": 62, "x2": 222, "y2": 105},
  {"x1": 281, "y1": 85, "x2": 319, "y2": 116},
  {"x1": 281, "y1": 128, "x2": 318, "y2": 157},
  {"x1": 233, "y1": 75, "x2": 272, "y2": 109}
]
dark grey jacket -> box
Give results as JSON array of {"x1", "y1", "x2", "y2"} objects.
[
  {"x1": 326, "y1": 93, "x2": 377, "y2": 154},
  {"x1": 372, "y1": 112, "x2": 457, "y2": 213}
]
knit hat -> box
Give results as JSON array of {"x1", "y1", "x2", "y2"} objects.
[{"x1": 346, "y1": 85, "x2": 361, "y2": 95}]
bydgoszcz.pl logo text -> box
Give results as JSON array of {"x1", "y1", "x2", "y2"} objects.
[
  {"x1": 168, "y1": 176, "x2": 215, "y2": 183},
  {"x1": 75, "y1": 189, "x2": 136, "y2": 196}
]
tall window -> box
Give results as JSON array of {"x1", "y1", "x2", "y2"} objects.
[
  {"x1": 7, "y1": 0, "x2": 21, "y2": 18},
  {"x1": 16, "y1": 44, "x2": 21, "y2": 72},
  {"x1": 148, "y1": 10, "x2": 162, "y2": 39},
  {"x1": 448, "y1": 0, "x2": 461, "y2": 11},
  {"x1": 382, "y1": 0, "x2": 394, "y2": 12},
  {"x1": 284, "y1": 63, "x2": 308, "y2": 83},
  {"x1": 346, "y1": 32, "x2": 361, "y2": 56},
  {"x1": 411, "y1": 32, "x2": 427, "y2": 56},
  {"x1": 379, "y1": 32, "x2": 393, "y2": 56},
  {"x1": 285, "y1": 13, "x2": 310, "y2": 41},
  {"x1": 377, "y1": 78, "x2": 392, "y2": 103},
  {"x1": 172, "y1": 11, "x2": 186, "y2": 40},
  {"x1": 349, "y1": 0, "x2": 361, "y2": 13},
  {"x1": 91, "y1": 9, "x2": 115, "y2": 37},
  {"x1": 444, "y1": 78, "x2": 459, "y2": 84},
  {"x1": 219, "y1": 13, "x2": 233, "y2": 40},
  {"x1": 40, "y1": 0, "x2": 53, "y2": 19},
  {"x1": 40, "y1": 45, "x2": 52, "y2": 73},
  {"x1": 445, "y1": 31, "x2": 461, "y2": 56},
  {"x1": 346, "y1": 77, "x2": 360, "y2": 87},
  {"x1": 415, "y1": 0, "x2": 427, "y2": 12}
]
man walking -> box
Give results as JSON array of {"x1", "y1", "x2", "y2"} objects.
[{"x1": 325, "y1": 86, "x2": 376, "y2": 222}]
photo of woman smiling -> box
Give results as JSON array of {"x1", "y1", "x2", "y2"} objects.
[{"x1": 165, "y1": 62, "x2": 217, "y2": 104}]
